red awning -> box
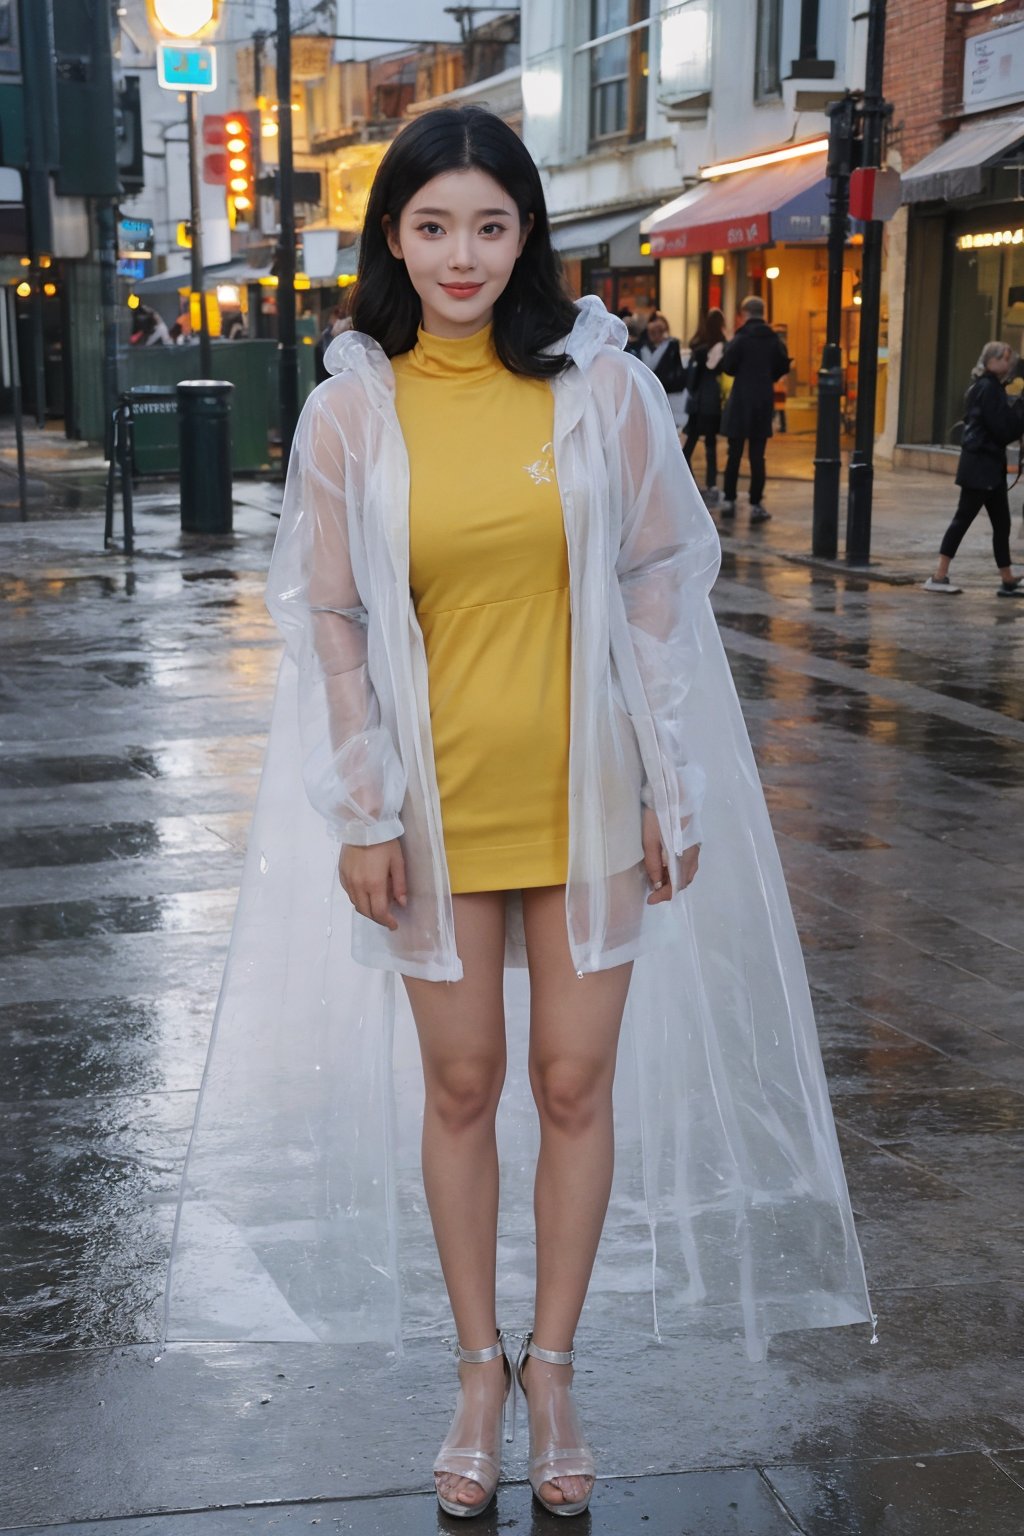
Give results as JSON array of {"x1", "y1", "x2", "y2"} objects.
[{"x1": 645, "y1": 153, "x2": 827, "y2": 258}]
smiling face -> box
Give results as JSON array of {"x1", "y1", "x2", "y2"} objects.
[{"x1": 383, "y1": 167, "x2": 534, "y2": 338}]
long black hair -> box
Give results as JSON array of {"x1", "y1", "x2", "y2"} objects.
[{"x1": 352, "y1": 107, "x2": 578, "y2": 378}]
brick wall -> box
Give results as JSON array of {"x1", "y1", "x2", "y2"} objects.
[{"x1": 884, "y1": 1, "x2": 1024, "y2": 171}]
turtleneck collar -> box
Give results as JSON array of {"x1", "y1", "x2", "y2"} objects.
[{"x1": 404, "y1": 322, "x2": 501, "y2": 381}]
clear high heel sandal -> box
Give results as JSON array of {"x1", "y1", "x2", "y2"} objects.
[
  {"x1": 515, "y1": 1333, "x2": 596, "y2": 1518},
  {"x1": 433, "y1": 1332, "x2": 515, "y2": 1519}
]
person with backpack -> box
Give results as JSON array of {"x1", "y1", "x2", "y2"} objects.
[
  {"x1": 682, "y1": 308, "x2": 728, "y2": 507},
  {"x1": 924, "y1": 340, "x2": 1024, "y2": 596}
]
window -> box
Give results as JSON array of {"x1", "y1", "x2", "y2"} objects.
[
  {"x1": 587, "y1": 0, "x2": 650, "y2": 146},
  {"x1": 657, "y1": 0, "x2": 712, "y2": 107},
  {"x1": 754, "y1": 0, "x2": 783, "y2": 101}
]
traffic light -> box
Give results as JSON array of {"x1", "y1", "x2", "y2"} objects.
[
  {"x1": 225, "y1": 111, "x2": 255, "y2": 218},
  {"x1": 202, "y1": 112, "x2": 228, "y2": 184}
]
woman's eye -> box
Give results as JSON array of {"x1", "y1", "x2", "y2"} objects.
[{"x1": 417, "y1": 223, "x2": 443, "y2": 236}]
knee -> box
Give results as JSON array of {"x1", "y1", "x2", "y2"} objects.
[
  {"x1": 531, "y1": 1058, "x2": 611, "y2": 1137},
  {"x1": 427, "y1": 1059, "x2": 504, "y2": 1135}
]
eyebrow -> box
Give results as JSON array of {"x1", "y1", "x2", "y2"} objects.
[{"x1": 410, "y1": 207, "x2": 514, "y2": 217}]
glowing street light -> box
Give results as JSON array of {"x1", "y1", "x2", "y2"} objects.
[{"x1": 145, "y1": 0, "x2": 221, "y2": 38}]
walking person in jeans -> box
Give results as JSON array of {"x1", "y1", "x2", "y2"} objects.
[
  {"x1": 924, "y1": 341, "x2": 1024, "y2": 597},
  {"x1": 719, "y1": 296, "x2": 790, "y2": 524},
  {"x1": 682, "y1": 308, "x2": 728, "y2": 507}
]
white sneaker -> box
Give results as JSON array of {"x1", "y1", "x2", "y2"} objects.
[{"x1": 923, "y1": 576, "x2": 962, "y2": 593}]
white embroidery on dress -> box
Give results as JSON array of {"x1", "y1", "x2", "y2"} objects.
[{"x1": 524, "y1": 441, "x2": 555, "y2": 485}]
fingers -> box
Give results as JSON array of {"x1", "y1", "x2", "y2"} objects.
[
  {"x1": 389, "y1": 845, "x2": 408, "y2": 907},
  {"x1": 338, "y1": 842, "x2": 404, "y2": 931},
  {"x1": 643, "y1": 837, "x2": 671, "y2": 906}
]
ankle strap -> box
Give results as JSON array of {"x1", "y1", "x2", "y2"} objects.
[
  {"x1": 453, "y1": 1331, "x2": 506, "y2": 1365},
  {"x1": 524, "y1": 1335, "x2": 575, "y2": 1366}
]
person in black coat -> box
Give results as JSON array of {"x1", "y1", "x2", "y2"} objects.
[
  {"x1": 925, "y1": 341, "x2": 1024, "y2": 596},
  {"x1": 719, "y1": 295, "x2": 791, "y2": 523},
  {"x1": 682, "y1": 307, "x2": 728, "y2": 506}
]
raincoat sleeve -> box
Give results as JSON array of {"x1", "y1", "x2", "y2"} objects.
[
  {"x1": 265, "y1": 387, "x2": 407, "y2": 847},
  {"x1": 613, "y1": 356, "x2": 721, "y2": 852}
]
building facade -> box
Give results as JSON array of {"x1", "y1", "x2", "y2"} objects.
[
  {"x1": 885, "y1": 0, "x2": 1024, "y2": 464},
  {"x1": 522, "y1": 1, "x2": 871, "y2": 452}
]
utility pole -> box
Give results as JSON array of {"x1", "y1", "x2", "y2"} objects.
[
  {"x1": 811, "y1": 94, "x2": 856, "y2": 560},
  {"x1": 276, "y1": 0, "x2": 299, "y2": 469},
  {"x1": 97, "y1": 198, "x2": 120, "y2": 462},
  {"x1": 187, "y1": 91, "x2": 213, "y2": 377},
  {"x1": 845, "y1": 0, "x2": 889, "y2": 566}
]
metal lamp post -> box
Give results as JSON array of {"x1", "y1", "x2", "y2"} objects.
[
  {"x1": 845, "y1": 0, "x2": 890, "y2": 566},
  {"x1": 146, "y1": 1, "x2": 223, "y2": 376}
]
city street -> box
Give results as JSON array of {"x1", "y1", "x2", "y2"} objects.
[{"x1": 2, "y1": 455, "x2": 1024, "y2": 1535}]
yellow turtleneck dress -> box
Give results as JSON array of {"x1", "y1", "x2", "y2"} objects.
[{"x1": 393, "y1": 323, "x2": 570, "y2": 894}]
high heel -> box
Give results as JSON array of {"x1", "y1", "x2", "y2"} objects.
[
  {"x1": 433, "y1": 1331, "x2": 514, "y2": 1519},
  {"x1": 515, "y1": 1332, "x2": 596, "y2": 1518}
]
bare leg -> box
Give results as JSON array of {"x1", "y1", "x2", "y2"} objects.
[
  {"x1": 520, "y1": 883, "x2": 633, "y2": 1509},
  {"x1": 403, "y1": 890, "x2": 508, "y2": 1510}
]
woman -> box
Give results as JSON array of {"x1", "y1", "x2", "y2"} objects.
[
  {"x1": 164, "y1": 108, "x2": 872, "y2": 1522},
  {"x1": 925, "y1": 340, "x2": 1024, "y2": 596},
  {"x1": 682, "y1": 308, "x2": 728, "y2": 507},
  {"x1": 632, "y1": 309, "x2": 689, "y2": 429}
]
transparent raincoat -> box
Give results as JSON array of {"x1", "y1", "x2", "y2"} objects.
[{"x1": 164, "y1": 298, "x2": 873, "y2": 1361}]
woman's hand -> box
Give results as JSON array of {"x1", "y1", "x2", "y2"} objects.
[
  {"x1": 338, "y1": 839, "x2": 407, "y2": 931},
  {"x1": 642, "y1": 807, "x2": 700, "y2": 904}
]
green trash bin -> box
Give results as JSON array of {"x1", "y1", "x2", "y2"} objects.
[{"x1": 179, "y1": 379, "x2": 234, "y2": 534}]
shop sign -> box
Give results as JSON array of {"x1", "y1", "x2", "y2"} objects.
[
  {"x1": 956, "y1": 226, "x2": 1024, "y2": 251},
  {"x1": 963, "y1": 20, "x2": 1024, "y2": 114},
  {"x1": 649, "y1": 213, "x2": 770, "y2": 258},
  {"x1": 118, "y1": 217, "x2": 154, "y2": 257},
  {"x1": 117, "y1": 257, "x2": 148, "y2": 280}
]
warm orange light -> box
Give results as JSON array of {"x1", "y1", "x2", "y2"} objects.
[
  {"x1": 227, "y1": 136, "x2": 246, "y2": 153},
  {"x1": 230, "y1": 176, "x2": 249, "y2": 193},
  {"x1": 43, "y1": 282, "x2": 57, "y2": 296},
  {"x1": 225, "y1": 117, "x2": 244, "y2": 134},
  {"x1": 233, "y1": 196, "x2": 252, "y2": 211},
  {"x1": 16, "y1": 281, "x2": 31, "y2": 297}
]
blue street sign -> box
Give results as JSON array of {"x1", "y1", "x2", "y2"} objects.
[{"x1": 157, "y1": 43, "x2": 217, "y2": 94}]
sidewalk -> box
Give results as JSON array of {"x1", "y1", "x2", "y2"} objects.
[{"x1": 691, "y1": 434, "x2": 1024, "y2": 590}]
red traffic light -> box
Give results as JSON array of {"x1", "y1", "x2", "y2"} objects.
[{"x1": 203, "y1": 152, "x2": 228, "y2": 184}]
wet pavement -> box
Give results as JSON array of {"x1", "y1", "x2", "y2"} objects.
[{"x1": 2, "y1": 465, "x2": 1024, "y2": 1536}]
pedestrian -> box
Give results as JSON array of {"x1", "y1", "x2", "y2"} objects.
[
  {"x1": 924, "y1": 340, "x2": 1024, "y2": 597},
  {"x1": 719, "y1": 294, "x2": 791, "y2": 523},
  {"x1": 164, "y1": 105, "x2": 871, "y2": 1526},
  {"x1": 631, "y1": 309, "x2": 689, "y2": 429},
  {"x1": 682, "y1": 307, "x2": 728, "y2": 506}
]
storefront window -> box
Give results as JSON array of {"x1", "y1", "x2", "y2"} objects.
[{"x1": 942, "y1": 224, "x2": 1024, "y2": 441}]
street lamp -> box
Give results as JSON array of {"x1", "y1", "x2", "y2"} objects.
[
  {"x1": 146, "y1": 1, "x2": 221, "y2": 38},
  {"x1": 145, "y1": 0, "x2": 224, "y2": 378}
]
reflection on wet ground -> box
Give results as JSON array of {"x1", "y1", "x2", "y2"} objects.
[{"x1": 2, "y1": 496, "x2": 1024, "y2": 1533}]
